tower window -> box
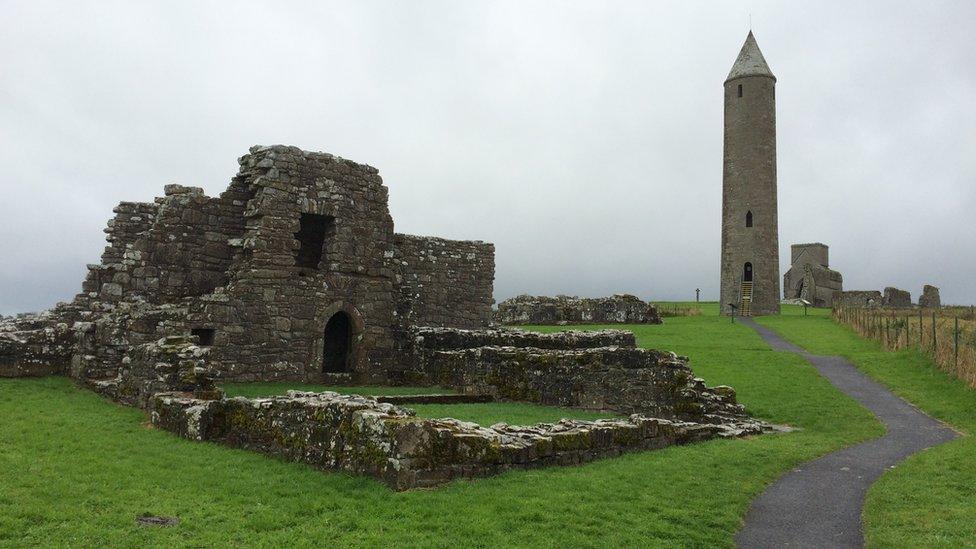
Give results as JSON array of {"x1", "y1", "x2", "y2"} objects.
[
  {"x1": 737, "y1": 84, "x2": 743, "y2": 98},
  {"x1": 746, "y1": 211, "x2": 753, "y2": 227},
  {"x1": 294, "y1": 213, "x2": 335, "y2": 270}
]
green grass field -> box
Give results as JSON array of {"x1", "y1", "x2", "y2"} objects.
[
  {"x1": 757, "y1": 314, "x2": 976, "y2": 547},
  {"x1": 0, "y1": 306, "x2": 886, "y2": 547}
]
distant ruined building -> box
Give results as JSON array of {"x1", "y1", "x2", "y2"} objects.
[
  {"x1": 782, "y1": 243, "x2": 844, "y2": 307},
  {"x1": 719, "y1": 32, "x2": 780, "y2": 316}
]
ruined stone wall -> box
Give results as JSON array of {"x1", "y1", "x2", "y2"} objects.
[
  {"x1": 81, "y1": 201, "x2": 158, "y2": 301},
  {"x1": 423, "y1": 346, "x2": 742, "y2": 421},
  {"x1": 832, "y1": 291, "x2": 883, "y2": 308},
  {"x1": 179, "y1": 146, "x2": 399, "y2": 383},
  {"x1": 390, "y1": 326, "x2": 635, "y2": 384},
  {"x1": 919, "y1": 285, "x2": 941, "y2": 309},
  {"x1": 151, "y1": 390, "x2": 768, "y2": 490},
  {"x1": 410, "y1": 326, "x2": 635, "y2": 351},
  {"x1": 70, "y1": 301, "x2": 185, "y2": 380},
  {"x1": 883, "y1": 287, "x2": 912, "y2": 308},
  {"x1": 87, "y1": 334, "x2": 222, "y2": 408},
  {"x1": 5, "y1": 145, "x2": 498, "y2": 386},
  {"x1": 80, "y1": 185, "x2": 248, "y2": 304},
  {"x1": 494, "y1": 294, "x2": 662, "y2": 325},
  {"x1": 392, "y1": 234, "x2": 494, "y2": 329},
  {"x1": 0, "y1": 310, "x2": 75, "y2": 377}
]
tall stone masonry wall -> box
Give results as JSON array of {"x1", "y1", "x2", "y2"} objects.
[
  {"x1": 183, "y1": 146, "x2": 400, "y2": 382},
  {"x1": 392, "y1": 234, "x2": 495, "y2": 329}
]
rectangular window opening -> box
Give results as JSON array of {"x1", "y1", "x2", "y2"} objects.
[
  {"x1": 191, "y1": 328, "x2": 215, "y2": 346},
  {"x1": 294, "y1": 213, "x2": 335, "y2": 270},
  {"x1": 737, "y1": 84, "x2": 743, "y2": 98}
]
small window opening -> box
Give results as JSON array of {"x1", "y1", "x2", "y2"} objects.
[
  {"x1": 294, "y1": 213, "x2": 335, "y2": 270},
  {"x1": 746, "y1": 210, "x2": 753, "y2": 227},
  {"x1": 737, "y1": 84, "x2": 743, "y2": 98},
  {"x1": 191, "y1": 328, "x2": 215, "y2": 346}
]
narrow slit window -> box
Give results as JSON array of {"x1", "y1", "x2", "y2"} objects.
[
  {"x1": 294, "y1": 213, "x2": 335, "y2": 270},
  {"x1": 746, "y1": 210, "x2": 753, "y2": 227},
  {"x1": 191, "y1": 328, "x2": 215, "y2": 346},
  {"x1": 737, "y1": 84, "x2": 743, "y2": 98}
]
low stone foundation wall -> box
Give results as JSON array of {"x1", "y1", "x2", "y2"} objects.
[
  {"x1": 495, "y1": 294, "x2": 662, "y2": 325},
  {"x1": 0, "y1": 311, "x2": 75, "y2": 377},
  {"x1": 423, "y1": 346, "x2": 741, "y2": 421},
  {"x1": 151, "y1": 390, "x2": 769, "y2": 490},
  {"x1": 88, "y1": 335, "x2": 222, "y2": 408},
  {"x1": 411, "y1": 326, "x2": 636, "y2": 350}
]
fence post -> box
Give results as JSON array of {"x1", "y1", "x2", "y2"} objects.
[
  {"x1": 919, "y1": 310, "x2": 923, "y2": 348},
  {"x1": 955, "y1": 316, "x2": 959, "y2": 371},
  {"x1": 932, "y1": 311, "x2": 937, "y2": 354}
]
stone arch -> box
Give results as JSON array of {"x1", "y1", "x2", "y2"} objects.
[{"x1": 319, "y1": 302, "x2": 365, "y2": 374}]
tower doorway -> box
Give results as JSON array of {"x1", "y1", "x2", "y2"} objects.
[
  {"x1": 322, "y1": 311, "x2": 352, "y2": 373},
  {"x1": 743, "y1": 262, "x2": 753, "y2": 282}
]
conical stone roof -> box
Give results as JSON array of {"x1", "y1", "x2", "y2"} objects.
[{"x1": 726, "y1": 31, "x2": 775, "y2": 83}]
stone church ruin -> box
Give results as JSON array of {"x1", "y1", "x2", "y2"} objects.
[
  {"x1": 782, "y1": 243, "x2": 844, "y2": 307},
  {"x1": 1, "y1": 144, "x2": 771, "y2": 489}
]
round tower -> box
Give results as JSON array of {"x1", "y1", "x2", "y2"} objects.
[{"x1": 720, "y1": 31, "x2": 780, "y2": 316}]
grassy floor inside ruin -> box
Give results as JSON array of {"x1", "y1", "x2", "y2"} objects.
[
  {"x1": 756, "y1": 314, "x2": 976, "y2": 548},
  {"x1": 220, "y1": 383, "x2": 619, "y2": 424},
  {"x1": 1, "y1": 305, "x2": 891, "y2": 548}
]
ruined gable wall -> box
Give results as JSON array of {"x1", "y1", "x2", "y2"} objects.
[
  {"x1": 392, "y1": 234, "x2": 495, "y2": 329},
  {"x1": 181, "y1": 146, "x2": 398, "y2": 383}
]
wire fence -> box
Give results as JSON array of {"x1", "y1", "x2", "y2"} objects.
[{"x1": 833, "y1": 306, "x2": 976, "y2": 388}]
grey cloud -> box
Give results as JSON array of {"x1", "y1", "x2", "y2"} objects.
[{"x1": 2, "y1": 0, "x2": 974, "y2": 314}]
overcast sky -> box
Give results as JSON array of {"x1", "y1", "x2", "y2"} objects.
[{"x1": 2, "y1": 0, "x2": 974, "y2": 314}]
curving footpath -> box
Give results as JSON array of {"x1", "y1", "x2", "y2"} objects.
[{"x1": 736, "y1": 318, "x2": 959, "y2": 549}]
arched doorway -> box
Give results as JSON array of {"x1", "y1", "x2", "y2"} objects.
[
  {"x1": 322, "y1": 311, "x2": 352, "y2": 373},
  {"x1": 743, "y1": 262, "x2": 753, "y2": 282}
]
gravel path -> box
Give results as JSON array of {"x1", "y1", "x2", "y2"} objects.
[{"x1": 736, "y1": 318, "x2": 958, "y2": 548}]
